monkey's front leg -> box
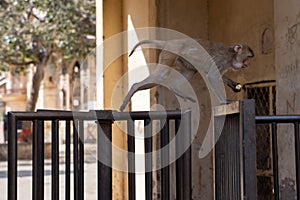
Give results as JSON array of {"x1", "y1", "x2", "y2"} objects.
[
  {"x1": 205, "y1": 68, "x2": 227, "y2": 104},
  {"x1": 222, "y1": 76, "x2": 242, "y2": 93}
]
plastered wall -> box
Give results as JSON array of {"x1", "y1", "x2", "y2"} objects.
[
  {"x1": 209, "y1": 0, "x2": 275, "y2": 100},
  {"x1": 156, "y1": 1, "x2": 213, "y2": 199},
  {"x1": 102, "y1": 0, "x2": 287, "y2": 199},
  {"x1": 275, "y1": 0, "x2": 300, "y2": 198},
  {"x1": 155, "y1": 0, "x2": 275, "y2": 199}
]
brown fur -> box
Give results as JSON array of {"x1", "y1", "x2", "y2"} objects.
[{"x1": 120, "y1": 39, "x2": 254, "y2": 111}]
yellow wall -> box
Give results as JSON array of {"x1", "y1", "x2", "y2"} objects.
[
  {"x1": 103, "y1": 0, "x2": 157, "y2": 199},
  {"x1": 209, "y1": 0, "x2": 275, "y2": 100},
  {"x1": 102, "y1": 0, "x2": 277, "y2": 199}
]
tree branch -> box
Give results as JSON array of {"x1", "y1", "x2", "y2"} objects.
[
  {"x1": 27, "y1": 6, "x2": 45, "y2": 22},
  {"x1": 0, "y1": 0, "x2": 8, "y2": 9},
  {"x1": 2, "y1": 59, "x2": 36, "y2": 66}
]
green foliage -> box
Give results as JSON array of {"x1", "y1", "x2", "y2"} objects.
[{"x1": 0, "y1": 0, "x2": 96, "y2": 72}]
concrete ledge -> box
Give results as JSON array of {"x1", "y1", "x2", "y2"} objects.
[
  {"x1": 0, "y1": 143, "x2": 52, "y2": 161},
  {"x1": 214, "y1": 101, "x2": 240, "y2": 116}
]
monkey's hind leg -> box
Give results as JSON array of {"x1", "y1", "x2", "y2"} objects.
[
  {"x1": 168, "y1": 69, "x2": 196, "y2": 102},
  {"x1": 169, "y1": 86, "x2": 196, "y2": 103}
]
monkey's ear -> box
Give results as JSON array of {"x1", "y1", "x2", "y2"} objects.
[{"x1": 233, "y1": 44, "x2": 243, "y2": 54}]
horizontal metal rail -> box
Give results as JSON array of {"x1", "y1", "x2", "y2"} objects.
[
  {"x1": 256, "y1": 115, "x2": 300, "y2": 123},
  {"x1": 9, "y1": 109, "x2": 188, "y2": 121},
  {"x1": 255, "y1": 115, "x2": 300, "y2": 200}
]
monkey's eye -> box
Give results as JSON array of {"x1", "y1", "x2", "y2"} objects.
[{"x1": 243, "y1": 58, "x2": 251, "y2": 66}]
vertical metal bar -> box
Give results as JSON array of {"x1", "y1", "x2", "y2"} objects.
[
  {"x1": 240, "y1": 99, "x2": 257, "y2": 200},
  {"x1": 294, "y1": 122, "x2": 300, "y2": 199},
  {"x1": 272, "y1": 122, "x2": 279, "y2": 200},
  {"x1": 161, "y1": 120, "x2": 170, "y2": 200},
  {"x1": 52, "y1": 120, "x2": 59, "y2": 200},
  {"x1": 78, "y1": 120, "x2": 84, "y2": 200},
  {"x1": 65, "y1": 120, "x2": 71, "y2": 200},
  {"x1": 33, "y1": 120, "x2": 45, "y2": 200},
  {"x1": 144, "y1": 119, "x2": 152, "y2": 200},
  {"x1": 182, "y1": 111, "x2": 191, "y2": 200},
  {"x1": 97, "y1": 120, "x2": 113, "y2": 200},
  {"x1": 175, "y1": 119, "x2": 183, "y2": 200},
  {"x1": 73, "y1": 120, "x2": 79, "y2": 200},
  {"x1": 127, "y1": 119, "x2": 136, "y2": 200},
  {"x1": 8, "y1": 113, "x2": 17, "y2": 200}
]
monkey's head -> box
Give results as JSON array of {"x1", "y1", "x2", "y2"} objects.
[{"x1": 229, "y1": 44, "x2": 254, "y2": 70}]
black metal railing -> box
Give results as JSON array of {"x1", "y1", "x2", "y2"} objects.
[
  {"x1": 7, "y1": 109, "x2": 191, "y2": 200},
  {"x1": 256, "y1": 115, "x2": 300, "y2": 200},
  {"x1": 214, "y1": 100, "x2": 257, "y2": 200}
]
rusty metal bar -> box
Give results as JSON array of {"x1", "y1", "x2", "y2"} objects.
[
  {"x1": 52, "y1": 120, "x2": 59, "y2": 200},
  {"x1": 33, "y1": 120, "x2": 45, "y2": 200}
]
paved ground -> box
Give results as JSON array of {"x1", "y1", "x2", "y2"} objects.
[
  {"x1": 0, "y1": 144, "x2": 98, "y2": 200},
  {"x1": 0, "y1": 143, "x2": 147, "y2": 200}
]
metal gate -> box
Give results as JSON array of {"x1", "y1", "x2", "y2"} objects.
[
  {"x1": 9, "y1": 100, "x2": 299, "y2": 199},
  {"x1": 7, "y1": 109, "x2": 191, "y2": 200},
  {"x1": 214, "y1": 99, "x2": 257, "y2": 200},
  {"x1": 214, "y1": 99, "x2": 300, "y2": 200},
  {"x1": 256, "y1": 115, "x2": 300, "y2": 200}
]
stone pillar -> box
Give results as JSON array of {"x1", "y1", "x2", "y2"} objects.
[
  {"x1": 275, "y1": 1, "x2": 300, "y2": 199},
  {"x1": 103, "y1": 0, "x2": 127, "y2": 199}
]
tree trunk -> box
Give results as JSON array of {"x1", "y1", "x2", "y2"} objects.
[
  {"x1": 19, "y1": 56, "x2": 49, "y2": 142},
  {"x1": 26, "y1": 62, "x2": 45, "y2": 112}
]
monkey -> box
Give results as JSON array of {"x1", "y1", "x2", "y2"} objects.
[{"x1": 120, "y1": 39, "x2": 254, "y2": 111}]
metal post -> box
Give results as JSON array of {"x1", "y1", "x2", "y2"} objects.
[
  {"x1": 73, "y1": 120, "x2": 79, "y2": 200},
  {"x1": 33, "y1": 120, "x2": 45, "y2": 200},
  {"x1": 78, "y1": 120, "x2": 84, "y2": 200},
  {"x1": 8, "y1": 112, "x2": 18, "y2": 200},
  {"x1": 182, "y1": 111, "x2": 191, "y2": 200},
  {"x1": 144, "y1": 119, "x2": 153, "y2": 200},
  {"x1": 161, "y1": 120, "x2": 170, "y2": 200},
  {"x1": 127, "y1": 119, "x2": 136, "y2": 200},
  {"x1": 272, "y1": 122, "x2": 279, "y2": 200},
  {"x1": 97, "y1": 119, "x2": 113, "y2": 200},
  {"x1": 175, "y1": 119, "x2": 183, "y2": 200},
  {"x1": 52, "y1": 120, "x2": 59, "y2": 200},
  {"x1": 240, "y1": 100, "x2": 257, "y2": 200}
]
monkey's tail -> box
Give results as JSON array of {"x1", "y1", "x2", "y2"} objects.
[{"x1": 128, "y1": 40, "x2": 165, "y2": 57}]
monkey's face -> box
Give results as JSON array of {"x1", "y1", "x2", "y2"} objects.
[{"x1": 230, "y1": 44, "x2": 254, "y2": 70}]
